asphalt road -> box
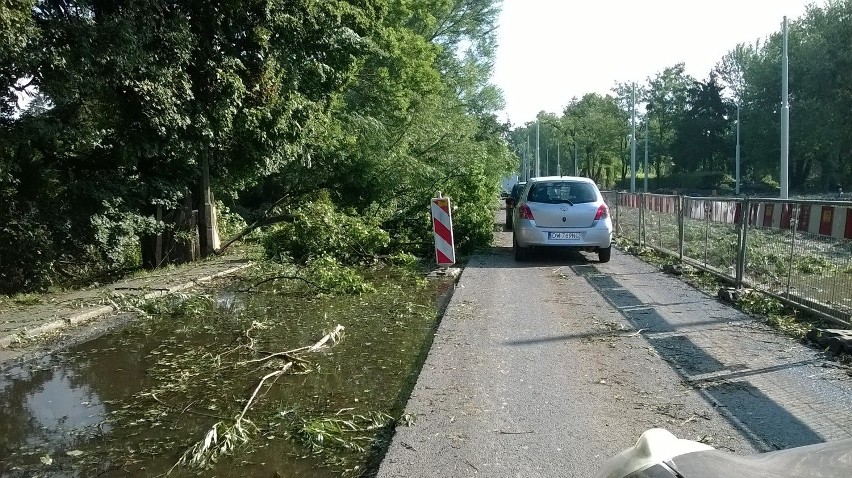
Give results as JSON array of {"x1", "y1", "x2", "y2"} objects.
[{"x1": 377, "y1": 212, "x2": 852, "y2": 478}]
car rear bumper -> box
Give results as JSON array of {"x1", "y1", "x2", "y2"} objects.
[{"x1": 514, "y1": 219, "x2": 612, "y2": 248}]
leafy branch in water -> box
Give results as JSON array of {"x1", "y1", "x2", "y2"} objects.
[
  {"x1": 171, "y1": 325, "x2": 345, "y2": 472},
  {"x1": 292, "y1": 411, "x2": 394, "y2": 453}
]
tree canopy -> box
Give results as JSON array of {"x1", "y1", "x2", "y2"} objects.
[{"x1": 1, "y1": 0, "x2": 512, "y2": 293}]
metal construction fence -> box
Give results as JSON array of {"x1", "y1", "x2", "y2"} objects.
[{"x1": 602, "y1": 191, "x2": 852, "y2": 326}]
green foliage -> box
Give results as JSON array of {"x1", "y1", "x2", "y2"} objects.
[
  {"x1": 0, "y1": 214, "x2": 55, "y2": 294},
  {"x1": 262, "y1": 194, "x2": 389, "y2": 265},
  {"x1": 305, "y1": 256, "x2": 376, "y2": 294},
  {"x1": 141, "y1": 292, "x2": 216, "y2": 318},
  {"x1": 90, "y1": 208, "x2": 157, "y2": 268},
  {"x1": 215, "y1": 201, "x2": 248, "y2": 241},
  {"x1": 738, "y1": 292, "x2": 784, "y2": 316},
  {"x1": 764, "y1": 314, "x2": 811, "y2": 339},
  {"x1": 292, "y1": 412, "x2": 393, "y2": 452},
  {"x1": 795, "y1": 255, "x2": 833, "y2": 275},
  {"x1": 646, "y1": 171, "x2": 734, "y2": 193},
  {"x1": 670, "y1": 75, "x2": 732, "y2": 173},
  {"x1": 1, "y1": 0, "x2": 512, "y2": 293},
  {"x1": 386, "y1": 252, "x2": 418, "y2": 266}
]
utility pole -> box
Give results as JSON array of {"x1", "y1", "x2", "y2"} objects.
[
  {"x1": 535, "y1": 121, "x2": 541, "y2": 178},
  {"x1": 574, "y1": 142, "x2": 578, "y2": 176},
  {"x1": 630, "y1": 83, "x2": 637, "y2": 193},
  {"x1": 780, "y1": 16, "x2": 790, "y2": 199},
  {"x1": 736, "y1": 101, "x2": 741, "y2": 195},
  {"x1": 644, "y1": 116, "x2": 649, "y2": 192},
  {"x1": 546, "y1": 147, "x2": 550, "y2": 176},
  {"x1": 557, "y1": 139, "x2": 561, "y2": 176}
]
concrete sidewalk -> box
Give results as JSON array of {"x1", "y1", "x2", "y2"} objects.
[{"x1": 0, "y1": 256, "x2": 250, "y2": 350}]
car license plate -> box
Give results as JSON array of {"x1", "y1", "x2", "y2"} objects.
[{"x1": 549, "y1": 232, "x2": 581, "y2": 240}]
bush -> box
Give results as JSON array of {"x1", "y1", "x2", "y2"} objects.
[
  {"x1": 0, "y1": 216, "x2": 56, "y2": 294},
  {"x1": 653, "y1": 171, "x2": 732, "y2": 193},
  {"x1": 262, "y1": 194, "x2": 390, "y2": 265}
]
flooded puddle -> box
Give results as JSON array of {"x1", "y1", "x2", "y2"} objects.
[{"x1": 0, "y1": 268, "x2": 454, "y2": 477}]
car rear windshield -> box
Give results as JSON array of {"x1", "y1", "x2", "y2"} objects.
[
  {"x1": 510, "y1": 183, "x2": 526, "y2": 201},
  {"x1": 526, "y1": 181, "x2": 598, "y2": 204}
]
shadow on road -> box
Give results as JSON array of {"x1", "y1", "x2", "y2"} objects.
[
  {"x1": 503, "y1": 316, "x2": 754, "y2": 347},
  {"x1": 481, "y1": 246, "x2": 598, "y2": 269},
  {"x1": 569, "y1": 262, "x2": 825, "y2": 451}
]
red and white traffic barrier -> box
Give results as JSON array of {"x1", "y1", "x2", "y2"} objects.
[{"x1": 431, "y1": 194, "x2": 455, "y2": 266}]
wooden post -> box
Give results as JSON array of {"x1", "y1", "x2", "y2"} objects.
[
  {"x1": 198, "y1": 150, "x2": 221, "y2": 257},
  {"x1": 155, "y1": 204, "x2": 163, "y2": 267}
]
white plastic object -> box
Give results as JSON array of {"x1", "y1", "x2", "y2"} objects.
[{"x1": 595, "y1": 429, "x2": 715, "y2": 478}]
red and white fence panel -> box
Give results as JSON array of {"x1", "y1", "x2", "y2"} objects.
[
  {"x1": 644, "y1": 194, "x2": 677, "y2": 214},
  {"x1": 749, "y1": 202, "x2": 852, "y2": 240},
  {"x1": 431, "y1": 195, "x2": 456, "y2": 266},
  {"x1": 615, "y1": 192, "x2": 852, "y2": 241}
]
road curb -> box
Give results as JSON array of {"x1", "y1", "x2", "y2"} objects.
[{"x1": 0, "y1": 263, "x2": 251, "y2": 348}]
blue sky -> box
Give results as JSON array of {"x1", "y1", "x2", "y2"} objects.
[{"x1": 493, "y1": 0, "x2": 821, "y2": 125}]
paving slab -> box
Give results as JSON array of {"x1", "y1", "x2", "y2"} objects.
[{"x1": 0, "y1": 255, "x2": 250, "y2": 350}]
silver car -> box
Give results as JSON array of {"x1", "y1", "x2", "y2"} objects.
[{"x1": 512, "y1": 176, "x2": 613, "y2": 262}]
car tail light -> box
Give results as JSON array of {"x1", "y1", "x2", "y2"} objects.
[
  {"x1": 594, "y1": 204, "x2": 609, "y2": 220},
  {"x1": 519, "y1": 203, "x2": 534, "y2": 220}
]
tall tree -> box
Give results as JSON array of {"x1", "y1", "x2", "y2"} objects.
[
  {"x1": 646, "y1": 64, "x2": 693, "y2": 178},
  {"x1": 671, "y1": 75, "x2": 732, "y2": 173}
]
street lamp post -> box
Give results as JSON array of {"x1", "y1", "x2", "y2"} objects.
[
  {"x1": 644, "y1": 113, "x2": 649, "y2": 192},
  {"x1": 574, "y1": 142, "x2": 578, "y2": 176},
  {"x1": 736, "y1": 101, "x2": 741, "y2": 195},
  {"x1": 780, "y1": 16, "x2": 790, "y2": 199},
  {"x1": 557, "y1": 139, "x2": 561, "y2": 176},
  {"x1": 536, "y1": 121, "x2": 541, "y2": 178},
  {"x1": 630, "y1": 83, "x2": 637, "y2": 193}
]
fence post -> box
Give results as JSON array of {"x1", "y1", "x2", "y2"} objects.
[
  {"x1": 787, "y1": 203, "x2": 799, "y2": 295},
  {"x1": 703, "y1": 200, "x2": 710, "y2": 267},
  {"x1": 638, "y1": 193, "x2": 644, "y2": 246},
  {"x1": 735, "y1": 198, "x2": 749, "y2": 288},
  {"x1": 615, "y1": 192, "x2": 620, "y2": 236},
  {"x1": 678, "y1": 196, "x2": 685, "y2": 262}
]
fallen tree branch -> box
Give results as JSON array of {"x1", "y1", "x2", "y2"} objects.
[
  {"x1": 147, "y1": 393, "x2": 228, "y2": 421},
  {"x1": 236, "y1": 275, "x2": 330, "y2": 293},
  {"x1": 216, "y1": 213, "x2": 295, "y2": 255},
  {"x1": 309, "y1": 324, "x2": 345, "y2": 351},
  {"x1": 172, "y1": 325, "x2": 346, "y2": 472},
  {"x1": 238, "y1": 362, "x2": 293, "y2": 422},
  {"x1": 241, "y1": 351, "x2": 311, "y2": 365}
]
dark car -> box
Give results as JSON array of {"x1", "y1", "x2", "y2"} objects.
[{"x1": 505, "y1": 182, "x2": 526, "y2": 230}]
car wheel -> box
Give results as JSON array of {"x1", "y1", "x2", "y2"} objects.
[
  {"x1": 598, "y1": 245, "x2": 612, "y2": 263},
  {"x1": 513, "y1": 235, "x2": 528, "y2": 261}
]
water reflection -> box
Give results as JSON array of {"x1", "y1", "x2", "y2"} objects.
[
  {"x1": 216, "y1": 290, "x2": 245, "y2": 314},
  {"x1": 0, "y1": 359, "x2": 108, "y2": 470}
]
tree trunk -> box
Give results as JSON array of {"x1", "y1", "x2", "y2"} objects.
[{"x1": 198, "y1": 148, "x2": 220, "y2": 257}]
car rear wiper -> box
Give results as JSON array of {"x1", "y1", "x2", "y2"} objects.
[{"x1": 560, "y1": 200, "x2": 574, "y2": 206}]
